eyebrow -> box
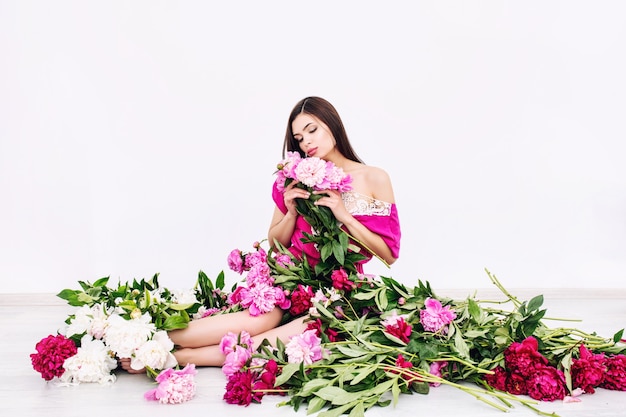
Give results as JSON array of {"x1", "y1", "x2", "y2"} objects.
[{"x1": 293, "y1": 122, "x2": 313, "y2": 136}]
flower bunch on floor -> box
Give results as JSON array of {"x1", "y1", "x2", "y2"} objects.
[{"x1": 31, "y1": 272, "x2": 228, "y2": 384}]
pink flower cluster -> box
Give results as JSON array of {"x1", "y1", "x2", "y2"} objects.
[
  {"x1": 484, "y1": 337, "x2": 626, "y2": 402},
  {"x1": 220, "y1": 331, "x2": 254, "y2": 377},
  {"x1": 275, "y1": 151, "x2": 352, "y2": 192},
  {"x1": 30, "y1": 334, "x2": 77, "y2": 381},
  {"x1": 144, "y1": 363, "x2": 197, "y2": 404},
  {"x1": 419, "y1": 298, "x2": 457, "y2": 334},
  {"x1": 227, "y1": 243, "x2": 291, "y2": 316}
]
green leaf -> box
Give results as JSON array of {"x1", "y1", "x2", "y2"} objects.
[
  {"x1": 321, "y1": 242, "x2": 333, "y2": 262},
  {"x1": 275, "y1": 363, "x2": 301, "y2": 386},
  {"x1": 375, "y1": 288, "x2": 388, "y2": 311},
  {"x1": 306, "y1": 396, "x2": 327, "y2": 415},
  {"x1": 299, "y1": 378, "x2": 332, "y2": 396},
  {"x1": 468, "y1": 298, "x2": 481, "y2": 322},
  {"x1": 348, "y1": 401, "x2": 365, "y2": 417},
  {"x1": 161, "y1": 315, "x2": 190, "y2": 330},
  {"x1": 167, "y1": 302, "x2": 196, "y2": 311},
  {"x1": 332, "y1": 241, "x2": 345, "y2": 265},
  {"x1": 613, "y1": 329, "x2": 624, "y2": 343},
  {"x1": 453, "y1": 328, "x2": 471, "y2": 359},
  {"x1": 315, "y1": 386, "x2": 362, "y2": 405},
  {"x1": 527, "y1": 295, "x2": 544, "y2": 312},
  {"x1": 351, "y1": 365, "x2": 376, "y2": 385}
]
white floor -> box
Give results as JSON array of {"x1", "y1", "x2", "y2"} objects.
[{"x1": 2, "y1": 289, "x2": 626, "y2": 417}]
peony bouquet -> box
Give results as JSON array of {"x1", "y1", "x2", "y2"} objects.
[{"x1": 31, "y1": 272, "x2": 228, "y2": 385}]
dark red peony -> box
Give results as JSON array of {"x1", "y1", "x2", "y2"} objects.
[
  {"x1": 30, "y1": 334, "x2": 77, "y2": 381},
  {"x1": 571, "y1": 345, "x2": 607, "y2": 394},
  {"x1": 289, "y1": 284, "x2": 315, "y2": 316}
]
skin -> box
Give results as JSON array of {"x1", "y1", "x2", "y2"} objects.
[{"x1": 121, "y1": 112, "x2": 397, "y2": 373}]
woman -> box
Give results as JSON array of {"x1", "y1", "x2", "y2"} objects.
[{"x1": 121, "y1": 96, "x2": 401, "y2": 371}]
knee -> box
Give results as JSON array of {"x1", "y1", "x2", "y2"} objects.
[{"x1": 173, "y1": 348, "x2": 192, "y2": 366}]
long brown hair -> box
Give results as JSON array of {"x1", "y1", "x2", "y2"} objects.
[{"x1": 282, "y1": 97, "x2": 363, "y2": 162}]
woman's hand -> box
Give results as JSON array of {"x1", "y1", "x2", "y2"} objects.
[
  {"x1": 313, "y1": 189, "x2": 351, "y2": 224},
  {"x1": 283, "y1": 181, "x2": 310, "y2": 216}
]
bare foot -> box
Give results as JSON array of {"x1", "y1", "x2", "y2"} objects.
[{"x1": 118, "y1": 358, "x2": 146, "y2": 374}]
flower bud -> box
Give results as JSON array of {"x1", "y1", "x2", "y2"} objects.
[{"x1": 130, "y1": 308, "x2": 142, "y2": 319}]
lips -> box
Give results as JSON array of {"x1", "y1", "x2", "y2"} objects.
[{"x1": 307, "y1": 147, "x2": 317, "y2": 157}]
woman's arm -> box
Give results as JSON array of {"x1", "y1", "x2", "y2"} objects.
[
  {"x1": 313, "y1": 167, "x2": 399, "y2": 265},
  {"x1": 268, "y1": 181, "x2": 310, "y2": 248}
]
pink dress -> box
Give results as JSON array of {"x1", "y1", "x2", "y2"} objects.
[{"x1": 272, "y1": 180, "x2": 401, "y2": 272}]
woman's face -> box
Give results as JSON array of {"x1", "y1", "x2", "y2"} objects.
[{"x1": 291, "y1": 113, "x2": 335, "y2": 159}]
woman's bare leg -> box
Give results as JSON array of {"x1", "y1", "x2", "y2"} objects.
[
  {"x1": 173, "y1": 315, "x2": 309, "y2": 367},
  {"x1": 169, "y1": 308, "x2": 284, "y2": 348}
]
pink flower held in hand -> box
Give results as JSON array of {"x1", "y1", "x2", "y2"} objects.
[
  {"x1": 419, "y1": 298, "x2": 457, "y2": 334},
  {"x1": 144, "y1": 363, "x2": 197, "y2": 404}
]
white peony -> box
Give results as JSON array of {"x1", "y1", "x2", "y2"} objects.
[
  {"x1": 64, "y1": 305, "x2": 93, "y2": 338},
  {"x1": 171, "y1": 288, "x2": 198, "y2": 305},
  {"x1": 104, "y1": 313, "x2": 155, "y2": 358},
  {"x1": 60, "y1": 335, "x2": 117, "y2": 384},
  {"x1": 130, "y1": 331, "x2": 178, "y2": 371}
]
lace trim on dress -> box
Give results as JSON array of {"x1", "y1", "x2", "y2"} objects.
[{"x1": 342, "y1": 191, "x2": 392, "y2": 216}]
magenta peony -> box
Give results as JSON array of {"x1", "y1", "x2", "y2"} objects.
[
  {"x1": 30, "y1": 334, "x2": 77, "y2": 381},
  {"x1": 601, "y1": 354, "x2": 626, "y2": 391},
  {"x1": 419, "y1": 298, "x2": 456, "y2": 334},
  {"x1": 571, "y1": 345, "x2": 607, "y2": 394}
]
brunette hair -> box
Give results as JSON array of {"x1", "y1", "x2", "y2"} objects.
[{"x1": 282, "y1": 97, "x2": 363, "y2": 162}]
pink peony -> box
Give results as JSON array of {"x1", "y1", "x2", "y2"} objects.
[
  {"x1": 245, "y1": 262, "x2": 273, "y2": 287},
  {"x1": 419, "y1": 298, "x2": 456, "y2": 334},
  {"x1": 144, "y1": 363, "x2": 197, "y2": 404},
  {"x1": 285, "y1": 329, "x2": 323, "y2": 365},
  {"x1": 227, "y1": 249, "x2": 245, "y2": 274},
  {"x1": 429, "y1": 361, "x2": 448, "y2": 387},
  {"x1": 274, "y1": 253, "x2": 294, "y2": 268},
  {"x1": 222, "y1": 346, "x2": 253, "y2": 377},
  {"x1": 239, "y1": 283, "x2": 285, "y2": 316},
  {"x1": 294, "y1": 157, "x2": 328, "y2": 189},
  {"x1": 244, "y1": 248, "x2": 267, "y2": 269},
  {"x1": 30, "y1": 334, "x2": 77, "y2": 381}
]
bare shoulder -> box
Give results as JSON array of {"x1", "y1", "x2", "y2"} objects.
[{"x1": 350, "y1": 164, "x2": 395, "y2": 203}]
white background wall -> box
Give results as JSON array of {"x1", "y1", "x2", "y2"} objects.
[{"x1": 1, "y1": 1, "x2": 625, "y2": 294}]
